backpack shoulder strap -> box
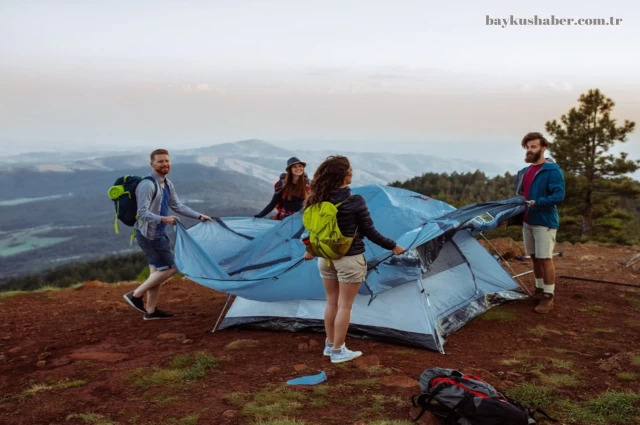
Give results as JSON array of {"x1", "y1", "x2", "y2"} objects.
[
  {"x1": 143, "y1": 176, "x2": 159, "y2": 202},
  {"x1": 411, "y1": 390, "x2": 461, "y2": 424},
  {"x1": 274, "y1": 176, "x2": 286, "y2": 196},
  {"x1": 334, "y1": 195, "x2": 354, "y2": 208}
]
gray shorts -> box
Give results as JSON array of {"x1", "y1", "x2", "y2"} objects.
[
  {"x1": 523, "y1": 222, "x2": 557, "y2": 259},
  {"x1": 318, "y1": 254, "x2": 367, "y2": 283}
]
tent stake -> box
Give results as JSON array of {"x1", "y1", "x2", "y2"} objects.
[
  {"x1": 512, "y1": 270, "x2": 534, "y2": 279},
  {"x1": 559, "y1": 275, "x2": 639, "y2": 289},
  {"x1": 212, "y1": 293, "x2": 232, "y2": 333}
]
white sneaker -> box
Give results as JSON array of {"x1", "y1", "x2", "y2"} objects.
[
  {"x1": 330, "y1": 345, "x2": 362, "y2": 364},
  {"x1": 323, "y1": 340, "x2": 332, "y2": 357}
]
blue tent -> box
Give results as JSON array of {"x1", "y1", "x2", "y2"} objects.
[{"x1": 174, "y1": 185, "x2": 527, "y2": 352}]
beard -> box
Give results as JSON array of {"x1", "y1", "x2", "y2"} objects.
[{"x1": 525, "y1": 151, "x2": 541, "y2": 163}]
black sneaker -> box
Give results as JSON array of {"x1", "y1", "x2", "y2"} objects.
[
  {"x1": 143, "y1": 309, "x2": 174, "y2": 320},
  {"x1": 123, "y1": 292, "x2": 146, "y2": 313}
]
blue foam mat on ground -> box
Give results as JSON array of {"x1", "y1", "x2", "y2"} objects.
[{"x1": 286, "y1": 371, "x2": 327, "y2": 386}]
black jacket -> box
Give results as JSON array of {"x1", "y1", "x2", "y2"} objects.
[
  {"x1": 255, "y1": 178, "x2": 307, "y2": 219},
  {"x1": 329, "y1": 187, "x2": 396, "y2": 256},
  {"x1": 255, "y1": 191, "x2": 305, "y2": 219}
]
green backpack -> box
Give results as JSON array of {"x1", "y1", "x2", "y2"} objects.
[{"x1": 302, "y1": 197, "x2": 357, "y2": 265}]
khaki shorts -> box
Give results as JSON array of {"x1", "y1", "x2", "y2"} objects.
[
  {"x1": 523, "y1": 222, "x2": 557, "y2": 259},
  {"x1": 318, "y1": 254, "x2": 367, "y2": 284}
]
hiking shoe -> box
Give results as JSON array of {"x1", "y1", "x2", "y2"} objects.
[
  {"x1": 534, "y1": 293, "x2": 554, "y2": 314},
  {"x1": 143, "y1": 309, "x2": 174, "y2": 320},
  {"x1": 330, "y1": 345, "x2": 362, "y2": 364},
  {"x1": 123, "y1": 292, "x2": 146, "y2": 313},
  {"x1": 323, "y1": 340, "x2": 332, "y2": 357},
  {"x1": 531, "y1": 287, "x2": 545, "y2": 300}
]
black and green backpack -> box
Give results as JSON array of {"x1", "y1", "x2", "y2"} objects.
[{"x1": 108, "y1": 175, "x2": 158, "y2": 234}]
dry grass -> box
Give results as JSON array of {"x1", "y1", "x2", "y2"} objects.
[
  {"x1": 66, "y1": 413, "x2": 116, "y2": 425},
  {"x1": 551, "y1": 359, "x2": 574, "y2": 369},
  {"x1": 225, "y1": 339, "x2": 260, "y2": 350},
  {"x1": 24, "y1": 379, "x2": 87, "y2": 396},
  {"x1": 242, "y1": 386, "x2": 306, "y2": 420},
  {"x1": 127, "y1": 352, "x2": 219, "y2": 388},
  {"x1": 479, "y1": 307, "x2": 517, "y2": 322},
  {"x1": 0, "y1": 283, "x2": 84, "y2": 299},
  {"x1": 616, "y1": 372, "x2": 637, "y2": 382}
]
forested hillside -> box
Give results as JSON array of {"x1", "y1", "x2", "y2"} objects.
[{"x1": 390, "y1": 171, "x2": 640, "y2": 245}]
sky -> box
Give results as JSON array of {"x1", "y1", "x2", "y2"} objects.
[{"x1": 0, "y1": 0, "x2": 639, "y2": 168}]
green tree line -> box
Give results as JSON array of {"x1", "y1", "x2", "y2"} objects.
[{"x1": 0, "y1": 252, "x2": 149, "y2": 292}]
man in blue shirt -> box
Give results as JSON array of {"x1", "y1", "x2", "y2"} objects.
[{"x1": 123, "y1": 149, "x2": 213, "y2": 320}]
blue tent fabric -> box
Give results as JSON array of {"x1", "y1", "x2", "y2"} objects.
[
  {"x1": 218, "y1": 228, "x2": 526, "y2": 352},
  {"x1": 174, "y1": 185, "x2": 525, "y2": 303}
]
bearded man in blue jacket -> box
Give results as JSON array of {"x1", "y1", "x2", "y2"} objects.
[{"x1": 515, "y1": 132, "x2": 565, "y2": 314}]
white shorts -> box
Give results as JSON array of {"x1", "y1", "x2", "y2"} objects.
[{"x1": 523, "y1": 222, "x2": 557, "y2": 259}]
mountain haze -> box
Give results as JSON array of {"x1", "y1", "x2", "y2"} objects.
[{"x1": 0, "y1": 139, "x2": 509, "y2": 185}]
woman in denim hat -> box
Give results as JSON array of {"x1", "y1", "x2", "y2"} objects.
[{"x1": 255, "y1": 157, "x2": 310, "y2": 220}]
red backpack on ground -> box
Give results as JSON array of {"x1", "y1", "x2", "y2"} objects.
[{"x1": 411, "y1": 368, "x2": 555, "y2": 424}]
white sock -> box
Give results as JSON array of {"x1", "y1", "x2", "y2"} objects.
[
  {"x1": 544, "y1": 284, "x2": 555, "y2": 294},
  {"x1": 535, "y1": 278, "x2": 544, "y2": 289}
]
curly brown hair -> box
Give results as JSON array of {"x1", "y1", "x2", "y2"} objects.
[
  {"x1": 521, "y1": 132, "x2": 549, "y2": 148},
  {"x1": 304, "y1": 155, "x2": 351, "y2": 207}
]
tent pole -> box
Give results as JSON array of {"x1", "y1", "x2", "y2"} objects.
[
  {"x1": 212, "y1": 293, "x2": 232, "y2": 333},
  {"x1": 512, "y1": 270, "x2": 534, "y2": 279},
  {"x1": 559, "y1": 275, "x2": 639, "y2": 289},
  {"x1": 479, "y1": 233, "x2": 531, "y2": 296},
  {"x1": 417, "y1": 276, "x2": 446, "y2": 355}
]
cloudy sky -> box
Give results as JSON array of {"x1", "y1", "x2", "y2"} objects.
[{"x1": 1, "y1": 0, "x2": 638, "y2": 167}]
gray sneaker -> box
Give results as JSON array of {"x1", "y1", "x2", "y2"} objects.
[
  {"x1": 330, "y1": 345, "x2": 362, "y2": 364},
  {"x1": 323, "y1": 340, "x2": 332, "y2": 357}
]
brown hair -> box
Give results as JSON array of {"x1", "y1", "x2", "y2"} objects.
[
  {"x1": 150, "y1": 149, "x2": 169, "y2": 161},
  {"x1": 521, "y1": 132, "x2": 549, "y2": 149},
  {"x1": 304, "y1": 155, "x2": 351, "y2": 207},
  {"x1": 281, "y1": 167, "x2": 308, "y2": 201}
]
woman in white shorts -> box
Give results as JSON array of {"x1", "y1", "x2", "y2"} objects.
[{"x1": 303, "y1": 155, "x2": 405, "y2": 363}]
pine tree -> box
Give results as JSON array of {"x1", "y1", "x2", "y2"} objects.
[{"x1": 545, "y1": 89, "x2": 638, "y2": 237}]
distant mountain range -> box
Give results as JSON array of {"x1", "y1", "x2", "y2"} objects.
[
  {"x1": 0, "y1": 139, "x2": 508, "y2": 186},
  {"x1": 0, "y1": 139, "x2": 509, "y2": 281},
  {"x1": 0, "y1": 163, "x2": 273, "y2": 280}
]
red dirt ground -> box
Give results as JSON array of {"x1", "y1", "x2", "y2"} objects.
[{"x1": 1, "y1": 241, "x2": 639, "y2": 425}]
